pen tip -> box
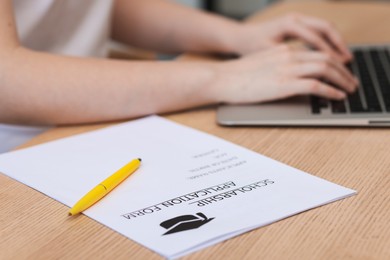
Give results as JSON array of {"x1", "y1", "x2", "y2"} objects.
[
  {"x1": 68, "y1": 212, "x2": 72, "y2": 216},
  {"x1": 138, "y1": 158, "x2": 142, "y2": 162}
]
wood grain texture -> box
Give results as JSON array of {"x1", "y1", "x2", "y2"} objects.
[{"x1": 1, "y1": 1, "x2": 390, "y2": 259}]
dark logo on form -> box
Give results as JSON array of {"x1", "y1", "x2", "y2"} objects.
[{"x1": 160, "y1": 212, "x2": 214, "y2": 235}]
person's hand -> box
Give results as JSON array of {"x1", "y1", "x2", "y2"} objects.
[
  {"x1": 236, "y1": 13, "x2": 352, "y2": 63},
  {"x1": 213, "y1": 44, "x2": 358, "y2": 104}
]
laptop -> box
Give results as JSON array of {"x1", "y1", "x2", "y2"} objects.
[{"x1": 217, "y1": 44, "x2": 390, "y2": 127}]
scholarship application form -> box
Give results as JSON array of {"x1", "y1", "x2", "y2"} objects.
[{"x1": 0, "y1": 116, "x2": 356, "y2": 259}]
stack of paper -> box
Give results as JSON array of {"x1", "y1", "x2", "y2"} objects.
[{"x1": 0, "y1": 116, "x2": 356, "y2": 259}]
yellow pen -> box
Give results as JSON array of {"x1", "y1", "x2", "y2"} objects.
[{"x1": 69, "y1": 158, "x2": 142, "y2": 216}]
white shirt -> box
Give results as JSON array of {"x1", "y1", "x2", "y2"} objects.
[
  {"x1": 13, "y1": 0, "x2": 113, "y2": 57},
  {"x1": 1, "y1": 1, "x2": 114, "y2": 152}
]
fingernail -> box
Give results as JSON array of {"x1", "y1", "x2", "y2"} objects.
[
  {"x1": 339, "y1": 92, "x2": 347, "y2": 99},
  {"x1": 354, "y1": 76, "x2": 359, "y2": 84},
  {"x1": 348, "y1": 82, "x2": 358, "y2": 93}
]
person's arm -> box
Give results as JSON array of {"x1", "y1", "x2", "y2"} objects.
[
  {"x1": 112, "y1": 0, "x2": 351, "y2": 61},
  {"x1": 0, "y1": 0, "x2": 356, "y2": 126},
  {"x1": 112, "y1": 0, "x2": 243, "y2": 55},
  {"x1": 0, "y1": 1, "x2": 220, "y2": 125}
]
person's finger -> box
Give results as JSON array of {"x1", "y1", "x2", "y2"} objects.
[
  {"x1": 292, "y1": 61, "x2": 356, "y2": 93},
  {"x1": 298, "y1": 15, "x2": 352, "y2": 61},
  {"x1": 291, "y1": 79, "x2": 347, "y2": 100},
  {"x1": 291, "y1": 51, "x2": 358, "y2": 89},
  {"x1": 284, "y1": 21, "x2": 344, "y2": 62}
]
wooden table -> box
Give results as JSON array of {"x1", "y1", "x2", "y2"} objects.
[{"x1": 1, "y1": 1, "x2": 390, "y2": 259}]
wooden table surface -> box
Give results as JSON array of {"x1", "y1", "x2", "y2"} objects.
[{"x1": 1, "y1": 1, "x2": 390, "y2": 259}]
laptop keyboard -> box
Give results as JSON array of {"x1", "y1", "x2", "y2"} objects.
[{"x1": 311, "y1": 47, "x2": 390, "y2": 114}]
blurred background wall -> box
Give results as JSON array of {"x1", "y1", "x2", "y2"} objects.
[
  {"x1": 175, "y1": 0, "x2": 278, "y2": 19},
  {"x1": 176, "y1": 0, "x2": 203, "y2": 8},
  {"x1": 176, "y1": 0, "x2": 390, "y2": 19}
]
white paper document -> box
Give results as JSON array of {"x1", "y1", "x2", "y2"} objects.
[{"x1": 0, "y1": 116, "x2": 356, "y2": 259}]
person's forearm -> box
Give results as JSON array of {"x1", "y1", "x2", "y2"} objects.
[
  {"x1": 0, "y1": 48, "x2": 220, "y2": 125},
  {"x1": 112, "y1": 0, "x2": 244, "y2": 55}
]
